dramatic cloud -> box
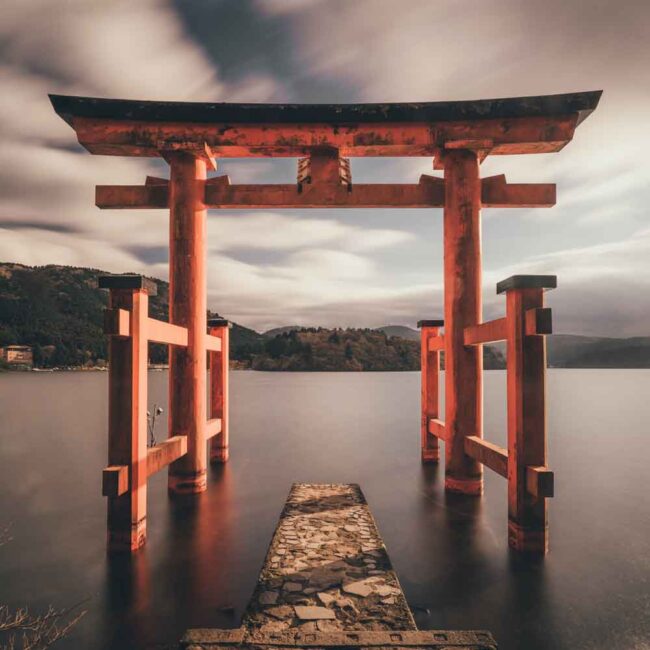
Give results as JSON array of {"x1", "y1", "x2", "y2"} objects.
[{"x1": 1, "y1": 0, "x2": 648, "y2": 333}]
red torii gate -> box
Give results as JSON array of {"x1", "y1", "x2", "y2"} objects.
[{"x1": 50, "y1": 90, "x2": 601, "y2": 555}]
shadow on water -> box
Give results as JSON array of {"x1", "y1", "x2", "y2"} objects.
[{"x1": 1, "y1": 369, "x2": 650, "y2": 649}]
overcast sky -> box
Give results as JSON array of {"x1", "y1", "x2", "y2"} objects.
[{"x1": 1, "y1": 0, "x2": 649, "y2": 335}]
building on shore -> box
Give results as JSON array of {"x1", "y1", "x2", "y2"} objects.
[{"x1": 0, "y1": 345, "x2": 33, "y2": 368}]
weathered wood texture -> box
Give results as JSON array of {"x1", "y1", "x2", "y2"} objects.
[
  {"x1": 428, "y1": 418, "x2": 447, "y2": 441},
  {"x1": 102, "y1": 465, "x2": 128, "y2": 498},
  {"x1": 443, "y1": 150, "x2": 483, "y2": 495},
  {"x1": 209, "y1": 323, "x2": 229, "y2": 463},
  {"x1": 464, "y1": 436, "x2": 508, "y2": 479},
  {"x1": 168, "y1": 153, "x2": 209, "y2": 495},
  {"x1": 181, "y1": 483, "x2": 497, "y2": 649},
  {"x1": 506, "y1": 287, "x2": 549, "y2": 553},
  {"x1": 147, "y1": 435, "x2": 188, "y2": 477},
  {"x1": 66, "y1": 114, "x2": 584, "y2": 158},
  {"x1": 420, "y1": 326, "x2": 442, "y2": 463},
  {"x1": 147, "y1": 317, "x2": 188, "y2": 346},
  {"x1": 50, "y1": 91, "x2": 601, "y2": 126},
  {"x1": 205, "y1": 418, "x2": 222, "y2": 440},
  {"x1": 463, "y1": 318, "x2": 507, "y2": 346},
  {"x1": 95, "y1": 175, "x2": 555, "y2": 210},
  {"x1": 106, "y1": 287, "x2": 148, "y2": 552}
]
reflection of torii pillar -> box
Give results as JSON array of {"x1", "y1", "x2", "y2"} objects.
[
  {"x1": 166, "y1": 148, "x2": 211, "y2": 494},
  {"x1": 442, "y1": 148, "x2": 483, "y2": 495}
]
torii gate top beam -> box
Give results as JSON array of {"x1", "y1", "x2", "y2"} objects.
[{"x1": 49, "y1": 91, "x2": 601, "y2": 159}]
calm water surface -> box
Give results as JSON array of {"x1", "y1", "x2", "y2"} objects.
[{"x1": 0, "y1": 370, "x2": 649, "y2": 650}]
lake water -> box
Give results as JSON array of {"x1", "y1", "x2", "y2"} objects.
[{"x1": 0, "y1": 370, "x2": 649, "y2": 650}]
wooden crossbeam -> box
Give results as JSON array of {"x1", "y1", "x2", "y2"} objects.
[
  {"x1": 525, "y1": 307, "x2": 553, "y2": 336},
  {"x1": 205, "y1": 334, "x2": 222, "y2": 353},
  {"x1": 464, "y1": 318, "x2": 508, "y2": 346},
  {"x1": 147, "y1": 318, "x2": 188, "y2": 347},
  {"x1": 97, "y1": 185, "x2": 168, "y2": 209},
  {"x1": 526, "y1": 465, "x2": 554, "y2": 498},
  {"x1": 464, "y1": 435, "x2": 508, "y2": 478},
  {"x1": 104, "y1": 308, "x2": 130, "y2": 337},
  {"x1": 96, "y1": 174, "x2": 554, "y2": 210},
  {"x1": 427, "y1": 335, "x2": 445, "y2": 353},
  {"x1": 102, "y1": 465, "x2": 129, "y2": 497},
  {"x1": 481, "y1": 174, "x2": 555, "y2": 207},
  {"x1": 206, "y1": 417, "x2": 222, "y2": 440},
  {"x1": 428, "y1": 417, "x2": 447, "y2": 441},
  {"x1": 147, "y1": 435, "x2": 188, "y2": 477},
  {"x1": 73, "y1": 114, "x2": 580, "y2": 157}
]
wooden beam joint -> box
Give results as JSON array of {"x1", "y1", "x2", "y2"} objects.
[
  {"x1": 464, "y1": 318, "x2": 507, "y2": 346},
  {"x1": 104, "y1": 308, "x2": 130, "y2": 337},
  {"x1": 206, "y1": 418, "x2": 223, "y2": 440},
  {"x1": 147, "y1": 435, "x2": 188, "y2": 478},
  {"x1": 526, "y1": 465, "x2": 554, "y2": 498},
  {"x1": 205, "y1": 334, "x2": 222, "y2": 353},
  {"x1": 102, "y1": 465, "x2": 129, "y2": 497},
  {"x1": 158, "y1": 141, "x2": 217, "y2": 170},
  {"x1": 525, "y1": 307, "x2": 553, "y2": 336},
  {"x1": 427, "y1": 335, "x2": 445, "y2": 353},
  {"x1": 464, "y1": 436, "x2": 508, "y2": 478},
  {"x1": 147, "y1": 318, "x2": 189, "y2": 347},
  {"x1": 427, "y1": 418, "x2": 447, "y2": 441}
]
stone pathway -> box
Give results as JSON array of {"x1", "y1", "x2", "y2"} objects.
[
  {"x1": 181, "y1": 483, "x2": 497, "y2": 649},
  {"x1": 242, "y1": 483, "x2": 415, "y2": 633}
]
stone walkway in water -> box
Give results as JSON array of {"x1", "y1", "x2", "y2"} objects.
[
  {"x1": 242, "y1": 483, "x2": 416, "y2": 633},
  {"x1": 182, "y1": 483, "x2": 497, "y2": 649}
]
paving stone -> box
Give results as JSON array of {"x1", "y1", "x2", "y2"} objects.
[
  {"x1": 317, "y1": 592, "x2": 336, "y2": 605},
  {"x1": 241, "y1": 483, "x2": 416, "y2": 634},
  {"x1": 294, "y1": 606, "x2": 336, "y2": 620},
  {"x1": 316, "y1": 619, "x2": 341, "y2": 632},
  {"x1": 259, "y1": 621, "x2": 286, "y2": 633},
  {"x1": 258, "y1": 590, "x2": 279, "y2": 605},
  {"x1": 265, "y1": 605, "x2": 293, "y2": 619},
  {"x1": 342, "y1": 581, "x2": 374, "y2": 597}
]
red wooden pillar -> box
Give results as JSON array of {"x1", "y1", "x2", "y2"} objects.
[
  {"x1": 208, "y1": 318, "x2": 230, "y2": 463},
  {"x1": 501, "y1": 274, "x2": 556, "y2": 553},
  {"x1": 418, "y1": 319, "x2": 444, "y2": 463},
  {"x1": 99, "y1": 274, "x2": 156, "y2": 552},
  {"x1": 167, "y1": 153, "x2": 208, "y2": 494},
  {"x1": 442, "y1": 149, "x2": 483, "y2": 495}
]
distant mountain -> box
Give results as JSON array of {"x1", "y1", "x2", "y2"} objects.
[
  {"x1": 490, "y1": 334, "x2": 650, "y2": 369},
  {"x1": 376, "y1": 325, "x2": 420, "y2": 341},
  {"x1": 0, "y1": 262, "x2": 262, "y2": 368},
  {"x1": 263, "y1": 325, "x2": 302, "y2": 338},
  {"x1": 548, "y1": 334, "x2": 650, "y2": 368},
  {"x1": 253, "y1": 327, "x2": 420, "y2": 371},
  {"x1": 2, "y1": 263, "x2": 648, "y2": 370},
  {"x1": 252, "y1": 326, "x2": 505, "y2": 371}
]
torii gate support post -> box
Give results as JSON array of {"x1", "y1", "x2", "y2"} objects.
[
  {"x1": 102, "y1": 277, "x2": 153, "y2": 552},
  {"x1": 167, "y1": 152, "x2": 209, "y2": 494},
  {"x1": 502, "y1": 277, "x2": 553, "y2": 553},
  {"x1": 443, "y1": 149, "x2": 483, "y2": 495},
  {"x1": 418, "y1": 320, "x2": 444, "y2": 463},
  {"x1": 208, "y1": 318, "x2": 230, "y2": 463}
]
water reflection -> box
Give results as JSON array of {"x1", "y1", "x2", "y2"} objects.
[
  {"x1": 0, "y1": 369, "x2": 649, "y2": 650},
  {"x1": 105, "y1": 553, "x2": 151, "y2": 649}
]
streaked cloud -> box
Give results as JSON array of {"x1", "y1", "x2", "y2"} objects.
[{"x1": 0, "y1": 0, "x2": 648, "y2": 334}]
